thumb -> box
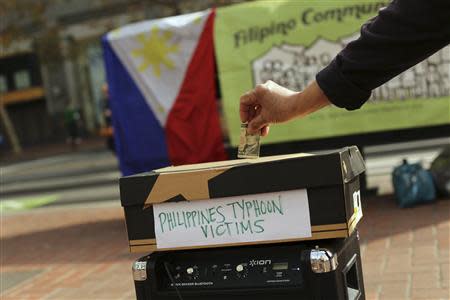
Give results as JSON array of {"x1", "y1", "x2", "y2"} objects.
[{"x1": 248, "y1": 115, "x2": 267, "y2": 134}]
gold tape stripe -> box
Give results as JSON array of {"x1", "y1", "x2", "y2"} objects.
[
  {"x1": 145, "y1": 169, "x2": 227, "y2": 205},
  {"x1": 127, "y1": 223, "x2": 348, "y2": 246},
  {"x1": 130, "y1": 245, "x2": 157, "y2": 253},
  {"x1": 311, "y1": 223, "x2": 347, "y2": 232},
  {"x1": 129, "y1": 230, "x2": 349, "y2": 253},
  {"x1": 348, "y1": 220, "x2": 356, "y2": 235},
  {"x1": 129, "y1": 239, "x2": 156, "y2": 246},
  {"x1": 347, "y1": 208, "x2": 363, "y2": 227},
  {"x1": 348, "y1": 211, "x2": 363, "y2": 235},
  {"x1": 348, "y1": 212, "x2": 357, "y2": 226}
]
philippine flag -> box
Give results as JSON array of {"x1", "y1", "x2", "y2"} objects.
[{"x1": 103, "y1": 9, "x2": 227, "y2": 175}]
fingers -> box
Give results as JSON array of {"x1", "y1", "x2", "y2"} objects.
[
  {"x1": 261, "y1": 125, "x2": 270, "y2": 137},
  {"x1": 248, "y1": 114, "x2": 267, "y2": 134},
  {"x1": 240, "y1": 84, "x2": 271, "y2": 135},
  {"x1": 248, "y1": 104, "x2": 258, "y2": 121},
  {"x1": 239, "y1": 89, "x2": 257, "y2": 123}
]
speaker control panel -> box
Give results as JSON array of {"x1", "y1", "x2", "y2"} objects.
[{"x1": 156, "y1": 244, "x2": 305, "y2": 290}]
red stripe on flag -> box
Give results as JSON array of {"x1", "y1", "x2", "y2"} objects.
[{"x1": 165, "y1": 10, "x2": 228, "y2": 165}]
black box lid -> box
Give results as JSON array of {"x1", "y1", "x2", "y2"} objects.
[{"x1": 120, "y1": 146, "x2": 365, "y2": 207}]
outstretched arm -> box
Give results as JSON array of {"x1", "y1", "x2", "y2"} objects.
[{"x1": 316, "y1": 0, "x2": 450, "y2": 110}]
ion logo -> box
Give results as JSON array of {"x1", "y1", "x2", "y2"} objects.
[{"x1": 249, "y1": 259, "x2": 272, "y2": 267}]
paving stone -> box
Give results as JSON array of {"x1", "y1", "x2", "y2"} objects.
[{"x1": 1, "y1": 196, "x2": 449, "y2": 299}]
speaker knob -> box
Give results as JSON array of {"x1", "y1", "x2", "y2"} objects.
[
  {"x1": 236, "y1": 264, "x2": 244, "y2": 272},
  {"x1": 186, "y1": 266, "x2": 199, "y2": 280},
  {"x1": 235, "y1": 264, "x2": 248, "y2": 278}
]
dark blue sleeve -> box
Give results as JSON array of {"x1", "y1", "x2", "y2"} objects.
[{"x1": 316, "y1": 0, "x2": 450, "y2": 110}]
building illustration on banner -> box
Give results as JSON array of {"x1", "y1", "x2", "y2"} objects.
[{"x1": 252, "y1": 33, "x2": 450, "y2": 101}]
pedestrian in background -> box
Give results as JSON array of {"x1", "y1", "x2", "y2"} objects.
[
  {"x1": 64, "y1": 107, "x2": 82, "y2": 149},
  {"x1": 101, "y1": 83, "x2": 115, "y2": 153}
]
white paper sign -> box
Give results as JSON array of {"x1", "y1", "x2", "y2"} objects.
[{"x1": 153, "y1": 189, "x2": 311, "y2": 249}]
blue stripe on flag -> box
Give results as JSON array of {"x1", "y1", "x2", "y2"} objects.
[{"x1": 102, "y1": 36, "x2": 170, "y2": 176}]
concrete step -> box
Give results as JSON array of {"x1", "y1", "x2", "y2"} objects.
[
  {"x1": 1, "y1": 170, "x2": 120, "y2": 197},
  {"x1": 2, "y1": 184, "x2": 120, "y2": 206},
  {"x1": 2, "y1": 150, "x2": 118, "y2": 183}
]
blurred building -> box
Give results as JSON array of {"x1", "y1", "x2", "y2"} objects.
[{"x1": 0, "y1": 0, "x2": 246, "y2": 153}]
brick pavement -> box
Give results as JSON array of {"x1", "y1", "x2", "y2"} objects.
[
  {"x1": 358, "y1": 196, "x2": 449, "y2": 300},
  {"x1": 1, "y1": 196, "x2": 449, "y2": 300}
]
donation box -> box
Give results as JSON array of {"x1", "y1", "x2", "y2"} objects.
[{"x1": 120, "y1": 146, "x2": 365, "y2": 253}]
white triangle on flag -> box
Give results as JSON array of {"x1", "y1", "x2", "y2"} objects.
[{"x1": 107, "y1": 10, "x2": 210, "y2": 126}]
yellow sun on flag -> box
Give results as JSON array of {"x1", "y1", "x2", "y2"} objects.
[{"x1": 131, "y1": 27, "x2": 180, "y2": 77}]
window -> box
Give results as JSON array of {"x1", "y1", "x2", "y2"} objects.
[
  {"x1": 14, "y1": 70, "x2": 31, "y2": 89},
  {"x1": 0, "y1": 75, "x2": 7, "y2": 93}
]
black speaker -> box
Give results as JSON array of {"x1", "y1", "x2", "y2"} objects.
[{"x1": 132, "y1": 231, "x2": 365, "y2": 300}]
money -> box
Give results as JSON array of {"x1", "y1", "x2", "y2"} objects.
[{"x1": 237, "y1": 123, "x2": 260, "y2": 159}]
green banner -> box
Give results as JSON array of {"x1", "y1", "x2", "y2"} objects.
[{"x1": 215, "y1": 0, "x2": 450, "y2": 146}]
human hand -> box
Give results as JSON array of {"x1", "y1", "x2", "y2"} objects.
[
  {"x1": 239, "y1": 80, "x2": 300, "y2": 136},
  {"x1": 239, "y1": 80, "x2": 330, "y2": 136}
]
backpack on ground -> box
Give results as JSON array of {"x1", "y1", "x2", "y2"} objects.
[{"x1": 392, "y1": 159, "x2": 436, "y2": 208}]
